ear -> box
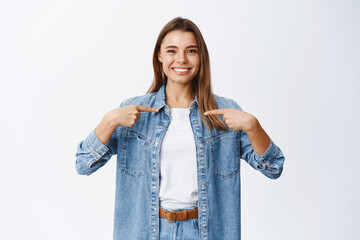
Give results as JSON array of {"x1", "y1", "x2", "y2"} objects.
[{"x1": 158, "y1": 52, "x2": 162, "y2": 63}]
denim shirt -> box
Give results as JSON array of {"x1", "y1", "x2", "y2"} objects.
[{"x1": 75, "y1": 82, "x2": 285, "y2": 240}]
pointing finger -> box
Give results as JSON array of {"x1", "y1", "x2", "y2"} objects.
[
  {"x1": 204, "y1": 109, "x2": 226, "y2": 116},
  {"x1": 136, "y1": 105, "x2": 159, "y2": 113}
]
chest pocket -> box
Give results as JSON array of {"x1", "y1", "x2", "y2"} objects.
[
  {"x1": 209, "y1": 131, "x2": 240, "y2": 179},
  {"x1": 120, "y1": 130, "x2": 149, "y2": 177}
]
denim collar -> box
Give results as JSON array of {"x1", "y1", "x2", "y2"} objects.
[{"x1": 154, "y1": 80, "x2": 199, "y2": 110}]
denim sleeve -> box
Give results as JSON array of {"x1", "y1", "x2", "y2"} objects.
[
  {"x1": 229, "y1": 99, "x2": 285, "y2": 179},
  {"x1": 75, "y1": 99, "x2": 129, "y2": 176}
]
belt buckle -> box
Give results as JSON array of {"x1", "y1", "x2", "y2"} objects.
[{"x1": 164, "y1": 210, "x2": 176, "y2": 222}]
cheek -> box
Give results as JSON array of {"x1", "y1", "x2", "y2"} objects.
[
  {"x1": 161, "y1": 57, "x2": 172, "y2": 67},
  {"x1": 194, "y1": 59, "x2": 200, "y2": 71},
  {"x1": 162, "y1": 63, "x2": 170, "y2": 71},
  {"x1": 193, "y1": 56, "x2": 200, "y2": 67},
  {"x1": 164, "y1": 56, "x2": 174, "y2": 63}
]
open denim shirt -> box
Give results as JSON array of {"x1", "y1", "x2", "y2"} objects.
[{"x1": 75, "y1": 81, "x2": 285, "y2": 240}]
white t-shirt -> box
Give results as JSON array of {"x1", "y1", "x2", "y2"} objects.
[{"x1": 159, "y1": 108, "x2": 198, "y2": 210}]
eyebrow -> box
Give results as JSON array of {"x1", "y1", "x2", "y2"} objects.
[{"x1": 165, "y1": 45, "x2": 198, "y2": 49}]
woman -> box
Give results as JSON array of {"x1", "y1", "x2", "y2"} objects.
[{"x1": 76, "y1": 17, "x2": 285, "y2": 240}]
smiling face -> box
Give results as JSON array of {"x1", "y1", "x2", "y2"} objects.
[{"x1": 158, "y1": 30, "x2": 200, "y2": 86}]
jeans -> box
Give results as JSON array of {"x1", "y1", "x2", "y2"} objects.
[{"x1": 159, "y1": 206, "x2": 199, "y2": 240}]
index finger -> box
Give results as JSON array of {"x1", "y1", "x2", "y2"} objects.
[
  {"x1": 136, "y1": 105, "x2": 159, "y2": 113},
  {"x1": 204, "y1": 109, "x2": 227, "y2": 116}
]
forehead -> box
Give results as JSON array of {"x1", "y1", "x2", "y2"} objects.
[{"x1": 161, "y1": 30, "x2": 197, "y2": 48}]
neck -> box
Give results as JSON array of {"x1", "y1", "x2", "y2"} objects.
[{"x1": 165, "y1": 81, "x2": 195, "y2": 108}]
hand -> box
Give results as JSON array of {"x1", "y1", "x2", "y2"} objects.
[
  {"x1": 204, "y1": 108, "x2": 256, "y2": 131},
  {"x1": 106, "y1": 105, "x2": 159, "y2": 128}
]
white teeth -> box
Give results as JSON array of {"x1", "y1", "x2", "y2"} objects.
[{"x1": 173, "y1": 68, "x2": 190, "y2": 72}]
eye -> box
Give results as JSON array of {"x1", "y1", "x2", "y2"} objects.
[
  {"x1": 188, "y1": 49, "x2": 197, "y2": 53},
  {"x1": 167, "y1": 50, "x2": 175, "y2": 53}
]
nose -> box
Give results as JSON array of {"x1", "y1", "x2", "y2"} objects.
[{"x1": 176, "y1": 51, "x2": 187, "y2": 64}]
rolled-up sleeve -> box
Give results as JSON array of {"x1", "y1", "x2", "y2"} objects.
[
  {"x1": 75, "y1": 127, "x2": 119, "y2": 176},
  {"x1": 75, "y1": 99, "x2": 130, "y2": 176},
  {"x1": 229, "y1": 98, "x2": 285, "y2": 179},
  {"x1": 240, "y1": 130, "x2": 285, "y2": 179}
]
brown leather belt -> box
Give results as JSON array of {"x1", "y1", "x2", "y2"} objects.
[{"x1": 159, "y1": 208, "x2": 198, "y2": 222}]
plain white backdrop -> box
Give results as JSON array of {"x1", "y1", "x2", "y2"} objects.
[{"x1": 0, "y1": 0, "x2": 359, "y2": 239}]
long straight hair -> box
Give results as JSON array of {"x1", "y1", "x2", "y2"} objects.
[{"x1": 146, "y1": 17, "x2": 228, "y2": 131}]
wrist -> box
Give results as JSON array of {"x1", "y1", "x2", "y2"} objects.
[
  {"x1": 243, "y1": 116, "x2": 259, "y2": 132},
  {"x1": 104, "y1": 112, "x2": 118, "y2": 129}
]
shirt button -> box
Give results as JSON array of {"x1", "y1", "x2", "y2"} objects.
[
  {"x1": 197, "y1": 140, "x2": 201, "y2": 143},
  {"x1": 203, "y1": 227, "x2": 206, "y2": 231},
  {"x1": 194, "y1": 120, "x2": 197, "y2": 123},
  {"x1": 154, "y1": 208, "x2": 157, "y2": 211},
  {"x1": 201, "y1": 184, "x2": 205, "y2": 188},
  {"x1": 152, "y1": 186, "x2": 156, "y2": 189},
  {"x1": 155, "y1": 142, "x2": 158, "y2": 146},
  {"x1": 154, "y1": 163, "x2": 157, "y2": 167},
  {"x1": 152, "y1": 228, "x2": 156, "y2": 232}
]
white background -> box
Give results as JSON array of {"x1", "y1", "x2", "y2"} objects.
[{"x1": 1, "y1": 0, "x2": 359, "y2": 239}]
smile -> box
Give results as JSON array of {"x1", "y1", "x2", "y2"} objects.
[{"x1": 172, "y1": 68, "x2": 191, "y2": 75}]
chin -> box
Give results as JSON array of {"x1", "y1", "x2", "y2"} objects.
[
  {"x1": 168, "y1": 74, "x2": 196, "y2": 84},
  {"x1": 169, "y1": 78, "x2": 193, "y2": 85}
]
